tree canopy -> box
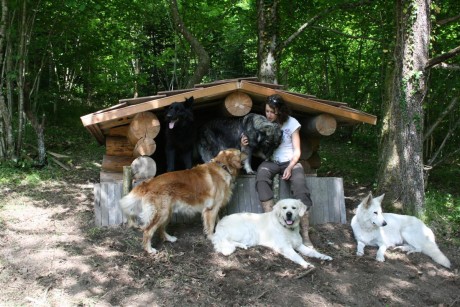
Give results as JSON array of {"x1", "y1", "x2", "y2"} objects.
[{"x1": 0, "y1": 0, "x2": 459, "y2": 213}]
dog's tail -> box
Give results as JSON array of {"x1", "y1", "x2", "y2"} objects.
[
  {"x1": 212, "y1": 233, "x2": 236, "y2": 256},
  {"x1": 422, "y1": 241, "x2": 451, "y2": 268},
  {"x1": 119, "y1": 193, "x2": 142, "y2": 227}
]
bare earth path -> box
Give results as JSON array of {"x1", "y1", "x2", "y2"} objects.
[{"x1": 1, "y1": 168, "x2": 459, "y2": 306}]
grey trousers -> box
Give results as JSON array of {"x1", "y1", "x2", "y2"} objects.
[{"x1": 255, "y1": 161, "x2": 313, "y2": 209}]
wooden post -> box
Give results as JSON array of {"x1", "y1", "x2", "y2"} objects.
[{"x1": 122, "y1": 166, "x2": 132, "y2": 196}]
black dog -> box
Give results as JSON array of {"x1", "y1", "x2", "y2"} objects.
[
  {"x1": 197, "y1": 113, "x2": 282, "y2": 174},
  {"x1": 164, "y1": 97, "x2": 196, "y2": 172}
]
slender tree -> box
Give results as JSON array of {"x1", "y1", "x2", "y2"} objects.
[{"x1": 168, "y1": 0, "x2": 210, "y2": 88}]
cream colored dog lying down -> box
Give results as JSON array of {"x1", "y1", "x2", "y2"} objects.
[{"x1": 212, "y1": 199, "x2": 332, "y2": 269}]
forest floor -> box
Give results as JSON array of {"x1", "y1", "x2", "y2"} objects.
[{"x1": 0, "y1": 146, "x2": 459, "y2": 306}]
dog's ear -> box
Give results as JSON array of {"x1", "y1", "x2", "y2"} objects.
[
  {"x1": 374, "y1": 194, "x2": 385, "y2": 204},
  {"x1": 298, "y1": 201, "x2": 307, "y2": 217},
  {"x1": 184, "y1": 96, "x2": 194, "y2": 108},
  {"x1": 362, "y1": 192, "x2": 373, "y2": 209},
  {"x1": 272, "y1": 200, "x2": 282, "y2": 213}
]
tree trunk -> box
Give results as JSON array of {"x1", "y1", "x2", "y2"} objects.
[
  {"x1": 257, "y1": 0, "x2": 280, "y2": 84},
  {"x1": 15, "y1": 0, "x2": 28, "y2": 159},
  {"x1": 169, "y1": 0, "x2": 210, "y2": 88},
  {"x1": 377, "y1": 0, "x2": 430, "y2": 214}
]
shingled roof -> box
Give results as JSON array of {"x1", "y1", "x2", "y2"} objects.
[{"x1": 81, "y1": 78, "x2": 377, "y2": 144}]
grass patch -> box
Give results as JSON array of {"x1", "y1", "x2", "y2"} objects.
[
  {"x1": 424, "y1": 190, "x2": 460, "y2": 244},
  {"x1": 318, "y1": 137, "x2": 378, "y2": 186}
]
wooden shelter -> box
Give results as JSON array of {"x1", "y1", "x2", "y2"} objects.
[{"x1": 81, "y1": 77, "x2": 377, "y2": 227}]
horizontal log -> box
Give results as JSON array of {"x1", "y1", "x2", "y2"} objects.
[
  {"x1": 131, "y1": 156, "x2": 157, "y2": 180},
  {"x1": 127, "y1": 111, "x2": 160, "y2": 145},
  {"x1": 106, "y1": 136, "x2": 134, "y2": 157},
  {"x1": 102, "y1": 155, "x2": 136, "y2": 173},
  {"x1": 133, "y1": 137, "x2": 156, "y2": 157},
  {"x1": 108, "y1": 125, "x2": 129, "y2": 137},
  {"x1": 300, "y1": 114, "x2": 337, "y2": 137},
  {"x1": 223, "y1": 92, "x2": 252, "y2": 116}
]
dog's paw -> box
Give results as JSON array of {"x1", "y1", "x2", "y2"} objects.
[
  {"x1": 146, "y1": 247, "x2": 157, "y2": 255},
  {"x1": 301, "y1": 262, "x2": 315, "y2": 270},
  {"x1": 165, "y1": 235, "x2": 177, "y2": 243},
  {"x1": 322, "y1": 255, "x2": 333, "y2": 261}
]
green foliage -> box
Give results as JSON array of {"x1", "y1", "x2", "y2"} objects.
[
  {"x1": 424, "y1": 190, "x2": 460, "y2": 244},
  {"x1": 317, "y1": 136, "x2": 378, "y2": 186}
]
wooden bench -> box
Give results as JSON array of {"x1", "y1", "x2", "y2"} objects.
[{"x1": 93, "y1": 175, "x2": 346, "y2": 227}]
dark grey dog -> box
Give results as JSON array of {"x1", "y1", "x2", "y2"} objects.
[{"x1": 197, "y1": 113, "x2": 282, "y2": 174}]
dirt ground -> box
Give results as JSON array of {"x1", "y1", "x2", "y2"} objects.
[{"x1": 1, "y1": 168, "x2": 459, "y2": 307}]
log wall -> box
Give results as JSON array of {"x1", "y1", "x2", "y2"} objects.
[{"x1": 93, "y1": 175, "x2": 346, "y2": 227}]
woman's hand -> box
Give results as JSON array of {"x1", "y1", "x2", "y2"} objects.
[
  {"x1": 282, "y1": 166, "x2": 292, "y2": 180},
  {"x1": 241, "y1": 133, "x2": 249, "y2": 146}
]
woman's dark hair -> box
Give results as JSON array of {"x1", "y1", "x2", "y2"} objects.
[{"x1": 266, "y1": 94, "x2": 290, "y2": 125}]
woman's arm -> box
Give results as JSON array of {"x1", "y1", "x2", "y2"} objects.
[{"x1": 282, "y1": 128, "x2": 301, "y2": 180}]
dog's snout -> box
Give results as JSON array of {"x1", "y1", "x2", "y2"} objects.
[
  {"x1": 382, "y1": 220, "x2": 387, "y2": 227},
  {"x1": 286, "y1": 211, "x2": 292, "y2": 220}
]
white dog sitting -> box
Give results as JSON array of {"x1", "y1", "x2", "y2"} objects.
[
  {"x1": 351, "y1": 193, "x2": 451, "y2": 268},
  {"x1": 212, "y1": 198, "x2": 333, "y2": 269}
]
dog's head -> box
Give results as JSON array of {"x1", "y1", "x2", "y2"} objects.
[
  {"x1": 165, "y1": 96, "x2": 194, "y2": 129},
  {"x1": 358, "y1": 193, "x2": 387, "y2": 227},
  {"x1": 244, "y1": 114, "x2": 282, "y2": 159},
  {"x1": 273, "y1": 198, "x2": 306, "y2": 229},
  {"x1": 212, "y1": 148, "x2": 248, "y2": 176}
]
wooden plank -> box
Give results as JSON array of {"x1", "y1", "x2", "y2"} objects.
[
  {"x1": 119, "y1": 95, "x2": 166, "y2": 104},
  {"x1": 194, "y1": 77, "x2": 258, "y2": 88},
  {"x1": 107, "y1": 183, "x2": 117, "y2": 225},
  {"x1": 99, "y1": 117, "x2": 134, "y2": 131},
  {"x1": 239, "y1": 81, "x2": 377, "y2": 125},
  {"x1": 94, "y1": 102, "x2": 128, "y2": 114},
  {"x1": 279, "y1": 176, "x2": 346, "y2": 225},
  {"x1": 100, "y1": 183, "x2": 109, "y2": 226},
  {"x1": 94, "y1": 184, "x2": 102, "y2": 226},
  {"x1": 246, "y1": 80, "x2": 285, "y2": 90},
  {"x1": 80, "y1": 82, "x2": 239, "y2": 127},
  {"x1": 86, "y1": 125, "x2": 105, "y2": 145},
  {"x1": 114, "y1": 182, "x2": 124, "y2": 224},
  {"x1": 157, "y1": 89, "x2": 200, "y2": 96}
]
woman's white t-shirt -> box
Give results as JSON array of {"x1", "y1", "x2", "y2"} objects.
[{"x1": 271, "y1": 116, "x2": 301, "y2": 163}]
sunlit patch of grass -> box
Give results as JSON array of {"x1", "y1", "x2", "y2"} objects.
[{"x1": 424, "y1": 190, "x2": 460, "y2": 244}]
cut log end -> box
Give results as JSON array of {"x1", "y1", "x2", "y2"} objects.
[
  {"x1": 127, "y1": 111, "x2": 161, "y2": 145},
  {"x1": 133, "y1": 137, "x2": 156, "y2": 157},
  {"x1": 223, "y1": 92, "x2": 252, "y2": 116},
  {"x1": 300, "y1": 114, "x2": 337, "y2": 137},
  {"x1": 131, "y1": 156, "x2": 157, "y2": 180}
]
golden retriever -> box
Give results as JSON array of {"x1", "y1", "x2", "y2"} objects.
[
  {"x1": 119, "y1": 148, "x2": 247, "y2": 254},
  {"x1": 212, "y1": 198, "x2": 333, "y2": 269}
]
